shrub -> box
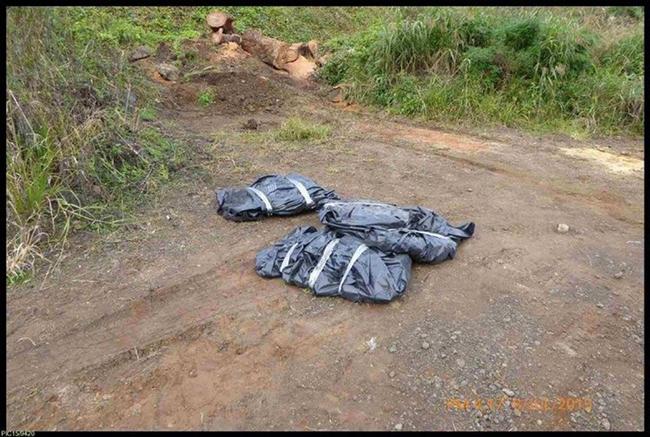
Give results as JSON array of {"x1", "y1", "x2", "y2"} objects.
[
  {"x1": 502, "y1": 17, "x2": 541, "y2": 51},
  {"x1": 600, "y1": 32, "x2": 644, "y2": 76},
  {"x1": 458, "y1": 13, "x2": 494, "y2": 48}
]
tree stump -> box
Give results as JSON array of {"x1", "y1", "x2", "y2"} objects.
[{"x1": 206, "y1": 11, "x2": 235, "y2": 34}]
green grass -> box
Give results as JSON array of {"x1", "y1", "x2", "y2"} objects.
[
  {"x1": 6, "y1": 269, "x2": 33, "y2": 287},
  {"x1": 274, "y1": 117, "x2": 331, "y2": 142},
  {"x1": 139, "y1": 106, "x2": 158, "y2": 121},
  {"x1": 6, "y1": 7, "x2": 192, "y2": 283},
  {"x1": 66, "y1": 7, "x2": 393, "y2": 51},
  {"x1": 319, "y1": 7, "x2": 644, "y2": 137}
]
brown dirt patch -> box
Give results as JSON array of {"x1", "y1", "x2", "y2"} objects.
[{"x1": 356, "y1": 120, "x2": 490, "y2": 152}]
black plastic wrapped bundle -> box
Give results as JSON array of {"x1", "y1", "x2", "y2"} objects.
[
  {"x1": 318, "y1": 200, "x2": 475, "y2": 263},
  {"x1": 256, "y1": 226, "x2": 412, "y2": 303},
  {"x1": 216, "y1": 173, "x2": 338, "y2": 221}
]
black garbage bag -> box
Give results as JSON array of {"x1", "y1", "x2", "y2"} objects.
[
  {"x1": 256, "y1": 226, "x2": 412, "y2": 303},
  {"x1": 216, "y1": 173, "x2": 338, "y2": 221},
  {"x1": 318, "y1": 200, "x2": 475, "y2": 263}
]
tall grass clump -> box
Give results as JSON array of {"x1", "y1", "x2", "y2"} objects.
[
  {"x1": 6, "y1": 8, "x2": 184, "y2": 284},
  {"x1": 274, "y1": 117, "x2": 331, "y2": 142},
  {"x1": 319, "y1": 7, "x2": 644, "y2": 136}
]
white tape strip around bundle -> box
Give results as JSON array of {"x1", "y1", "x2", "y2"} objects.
[
  {"x1": 280, "y1": 243, "x2": 298, "y2": 273},
  {"x1": 308, "y1": 239, "x2": 340, "y2": 289},
  {"x1": 409, "y1": 229, "x2": 452, "y2": 240},
  {"x1": 286, "y1": 177, "x2": 314, "y2": 207},
  {"x1": 247, "y1": 187, "x2": 273, "y2": 213},
  {"x1": 338, "y1": 243, "x2": 369, "y2": 294},
  {"x1": 322, "y1": 201, "x2": 391, "y2": 209}
]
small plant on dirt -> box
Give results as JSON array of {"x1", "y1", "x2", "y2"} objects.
[
  {"x1": 274, "y1": 117, "x2": 331, "y2": 142},
  {"x1": 197, "y1": 89, "x2": 216, "y2": 107}
]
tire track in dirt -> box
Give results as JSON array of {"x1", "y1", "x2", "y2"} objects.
[
  {"x1": 8, "y1": 294, "x2": 365, "y2": 430},
  {"x1": 8, "y1": 222, "x2": 389, "y2": 429},
  {"x1": 6, "y1": 249, "x2": 270, "y2": 392},
  {"x1": 5, "y1": 218, "x2": 300, "y2": 359}
]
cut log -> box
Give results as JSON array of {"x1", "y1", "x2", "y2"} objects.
[
  {"x1": 206, "y1": 11, "x2": 234, "y2": 34},
  {"x1": 222, "y1": 34, "x2": 242, "y2": 44},
  {"x1": 307, "y1": 40, "x2": 318, "y2": 59},
  {"x1": 288, "y1": 41, "x2": 318, "y2": 60},
  {"x1": 282, "y1": 55, "x2": 316, "y2": 80},
  {"x1": 240, "y1": 29, "x2": 318, "y2": 80},
  {"x1": 241, "y1": 29, "x2": 294, "y2": 69},
  {"x1": 285, "y1": 44, "x2": 302, "y2": 63}
]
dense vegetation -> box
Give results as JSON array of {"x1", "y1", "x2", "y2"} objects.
[
  {"x1": 7, "y1": 8, "x2": 144, "y2": 283},
  {"x1": 5, "y1": 7, "x2": 644, "y2": 284},
  {"x1": 319, "y1": 7, "x2": 644, "y2": 137},
  {"x1": 67, "y1": 7, "x2": 389, "y2": 51}
]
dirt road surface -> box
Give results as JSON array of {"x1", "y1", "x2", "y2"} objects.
[{"x1": 6, "y1": 41, "x2": 644, "y2": 431}]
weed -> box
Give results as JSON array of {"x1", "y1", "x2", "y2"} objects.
[
  {"x1": 5, "y1": 7, "x2": 190, "y2": 282},
  {"x1": 7, "y1": 269, "x2": 33, "y2": 287},
  {"x1": 197, "y1": 89, "x2": 216, "y2": 107}
]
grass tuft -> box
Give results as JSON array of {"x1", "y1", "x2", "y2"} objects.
[{"x1": 274, "y1": 118, "x2": 332, "y2": 142}]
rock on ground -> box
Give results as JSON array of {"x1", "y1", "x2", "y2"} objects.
[
  {"x1": 157, "y1": 63, "x2": 180, "y2": 81},
  {"x1": 129, "y1": 46, "x2": 151, "y2": 62}
]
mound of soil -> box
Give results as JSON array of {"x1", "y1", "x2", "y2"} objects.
[
  {"x1": 136, "y1": 38, "x2": 323, "y2": 115},
  {"x1": 169, "y1": 71, "x2": 289, "y2": 115}
]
